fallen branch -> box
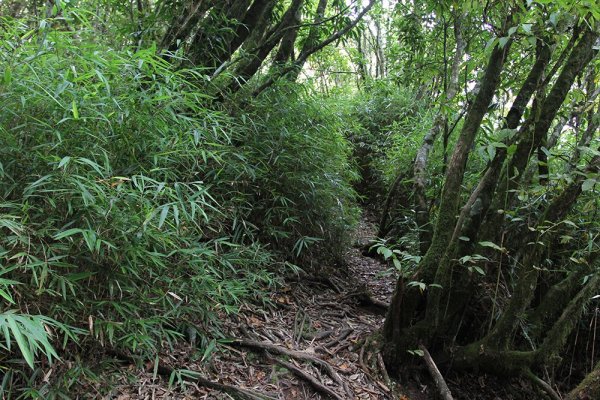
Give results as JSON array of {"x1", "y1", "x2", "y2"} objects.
[
  {"x1": 303, "y1": 329, "x2": 335, "y2": 341},
  {"x1": 419, "y1": 345, "x2": 454, "y2": 400},
  {"x1": 271, "y1": 356, "x2": 344, "y2": 400},
  {"x1": 229, "y1": 338, "x2": 344, "y2": 387}
]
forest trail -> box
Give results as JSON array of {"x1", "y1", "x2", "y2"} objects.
[
  {"x1": 106, "y1": 214, "x2": 407, "y2": 400},
  {"x1": 4, "y1": 3, "x2": 598, "y2": 398},
  {"x1": 105, "y1": 215, "x2": 548, "y2": 400}
]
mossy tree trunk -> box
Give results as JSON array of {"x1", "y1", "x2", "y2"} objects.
[
  {"x1": 383, "y1": 14, "x2": 515, "y2": 367},
  {"x1": 382, "y1": 11, "x2": 599, "y2": 385},
  {"x1": 567, "y1": 362, "x2": 600, "y2": 400},
  {"x1": 413, "y1": 11, "x2": 465, "y2": 255}
]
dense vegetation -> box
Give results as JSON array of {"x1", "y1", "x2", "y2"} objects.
[{"x1": 0, "y1": 0, "x2": 599, "y2": 399}]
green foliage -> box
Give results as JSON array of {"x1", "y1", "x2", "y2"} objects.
[
  {"x1": 0, "y1": 17, "x2": 360, "y2": 395},
  {"x1": 346, "y1": 82, "x2": 433, "y2": 202},
  {"x1": 232, "y1": 86, "x2": 360, "y2": 263}
]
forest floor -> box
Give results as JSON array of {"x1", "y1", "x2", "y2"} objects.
[{"x1": 91, "y1": 214, "x2": 541, "y2": 400}]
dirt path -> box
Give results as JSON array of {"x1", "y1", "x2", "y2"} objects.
[
  {"x1": 104, "y1": 214, "x2": 410, "y2": 399},
  {"x1": 104, "y1": 215, "x2": 563, "y2": 400}
]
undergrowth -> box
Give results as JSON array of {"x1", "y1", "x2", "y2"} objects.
[{"x1": 0, "y1": 16, "x2": 358, "y2": 397}]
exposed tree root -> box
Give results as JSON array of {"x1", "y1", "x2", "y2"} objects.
[
  {"x1": 229, "y1": 338, "x2": 344, "y2": 387},
  {"x1": 323, "y1": 328, "x2": 353, "y2": 348},
  {"x1": 419, "y1": 345, "x2": 454, "y2": 400},
  {"x1": 377, "y1": 351, "x2": 392, "y2": 390},
  {"x1": 270, "y1": 356, "x2": 345, "y2": 400},
  {"x1": 303, "y1": 328, "x2": 335, "y2": 341},
  {"x1": 345, "y1": 289, "x2": 390, "y2": 314},
  {"x1": 359, "y1": 340, "x2": 371, "y2": 376},
  {"x1": 566, "y1": 361, "x2": 600, "y2": 400},
  {"x1": 525, "y1": 369, "x2": 561, "y2": 400}
]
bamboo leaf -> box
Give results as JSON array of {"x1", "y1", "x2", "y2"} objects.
[
  {"x1": 158, "y1": 205, "x2": 169, "y2": 229},
  {"x1": 6, "y1": 316, "x2": 35, "y2": 369}
]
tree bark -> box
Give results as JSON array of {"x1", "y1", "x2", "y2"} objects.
[
  {"x1": 483, "y1": 26, "x2": 598, "y2": 244},
  {"x1": 413, "y1": 12, "x2": 465, "y2": 255},
  {"x1": 188, "y1": 0, "x2": 252, "y2": 69},
  {"x1": 383, "y1": 16, "x2": 514, "y2": 357},
  {"x1": 483, "y1": 152, "x2": 599, "y2": 349},
  {"x1": 567, "y1": 362, "x2": 600, "y2": 400},
  {"x1": 452, "y1": 35, "x2": 552, "y2": 254},
  {"x1": 225, "y1": 0, "x2": 305, "y2": 94},
  {"x1": 160, "y1": 0, "x2": 215, "y2": 53},
  {"x1": 252, "y1": 0, "x2": 376, "y2": 96},
  {"x1": 421, "y1": 28, "x2": 512, "y2": 302}
]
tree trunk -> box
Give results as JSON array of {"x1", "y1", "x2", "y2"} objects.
[
  {"x1": 482, "y1": 26, "x2": 598, "y2": 245},
  {"x1": 160, "y1": 0, "x2": 215, "y2": 53},
  {"x1": 225, "y1": 0, "x2": 304, "y2": 94},
  {"x1": 383, "y1": 17, "x2": 514, "y2": 363},
  {"x1": 188, "y1": 0, "x2": 252, "y2": 69},
  {"x1": 452, "y1": 35, "x2": 552, "y2": 254},
  {"x1": 252, "y1": 0, "x2": 376, "y2": 96},
  {"x1": 567, "y1": 362, "x2": 600, "y2": 400}
]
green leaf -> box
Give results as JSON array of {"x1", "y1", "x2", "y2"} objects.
[
  {"x1": 470, "y1": 266, "x2": 485, "y2": 275},
  {"x1": 478, "y1": 241, "x2": 506, "y2": 253},
  {"x1": 53, "y1": 228, "x2": 85, "y2": 240},
  {"x1": 158, "y1": 205, "x2": 169, "y2": 228},
  {"x1": 582, "y1": 179, "x2": 596, "y2": 192},
  {"x1": 6, "y1": 317, "x2": 34, "y2": 369},
  {"x1": 375, "y1": 245, "x2": 393, "y2": 260},
  {"x1": 485, "y1": 37, "x2": 497, "y2": 51},
  {"x1": 201, "y1": 339, "x2": 216, "y2": 362},
  {"x1": 3, "y1": 67, "x2": 11, "y2": 85},
  {"x1": 77, "y1": 157, "x2": 103, "y2": 175},
  {"x1": 0, "y1": 288, "x2": 15, "y2": 304},
  {"x1": 58, "y1": 156, "x2": 71, "y2": 169},
  {"x1": 72, "y1": 100, "x2": 79, "y2": 119},
  {"x1": 497, "y1": 128, "x2": 516, "y2": 140},
  {"x1": 459, "y1": 255, "x2": 473, "y2": 264},
  {"x1": 172, "y1": 204, "x2": 179, "y2": 227}
]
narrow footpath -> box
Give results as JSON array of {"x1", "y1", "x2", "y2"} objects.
[
  {"x1": 101, "y1": 215, "x2": 538, "y2": 400},
  {"x1": 106, "y1": 214, "x2": 408, "y2": 399}
]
